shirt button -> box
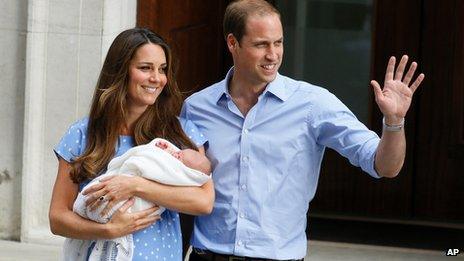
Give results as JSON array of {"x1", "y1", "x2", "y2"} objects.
[
  {"x1": 243, "y1": 129, "x2": 249, "y2": 134},
  {"x1": 239, "y1": 213, "x2": 245, "y2": 218},
  {"x1": 237, "y1": 240, "x2": 243, "y2": 246},
  {"x1": 241, "y1": 184, "x2": 247, "y2": 190},
  {"x1": 242, "y1": 156, "x2": 249, "y2": 162}
]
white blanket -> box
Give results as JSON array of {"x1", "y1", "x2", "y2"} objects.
[{"x1": 63, "y1": 138, "x2": 211, "y2": 261}]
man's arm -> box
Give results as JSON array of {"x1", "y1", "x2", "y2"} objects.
[
  {"x1": 375, "y1": 123, "x2": 406, "y2": 177},
  {"x1": 371, "y1": 55, "x2": 425, "y2": 177}
]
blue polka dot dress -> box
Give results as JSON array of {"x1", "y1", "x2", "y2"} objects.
[{"x1": 54, "y1": 117, "x2": 207, "y2": 260}]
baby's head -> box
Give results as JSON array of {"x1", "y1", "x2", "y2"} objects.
[
  {"x1": 154, "y1": 140, "x2": 211, "y2": 174},
  {"x1": 177, "y1": 149, "x2": 211, "y2": 174}
]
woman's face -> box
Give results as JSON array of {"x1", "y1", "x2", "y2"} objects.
[{"x1": 127, "y1": 43, "x2": 168, "y2": 112}]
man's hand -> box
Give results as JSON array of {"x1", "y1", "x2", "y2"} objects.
[{"x1": 370, "y1": 55, "x2": 425, "y2": 124}]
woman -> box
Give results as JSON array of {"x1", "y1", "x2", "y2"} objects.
[{"x1": 49, "y1": 27, "x2": 214, "y2": 260}]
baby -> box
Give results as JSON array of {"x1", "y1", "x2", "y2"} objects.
[
  {"x1": 65, "y1": 138, "x2": 211, "y2": 261},
  {"x1": 74, "y1": 138, "x2": 211, "y2": 222}
]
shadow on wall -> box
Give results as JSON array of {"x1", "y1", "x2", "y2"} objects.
[{"x1": 0, "y1": 169, "x2": 12, "y2": 184}]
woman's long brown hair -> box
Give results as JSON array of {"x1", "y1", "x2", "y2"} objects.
[{"x1": 70, "y1": 28, "x2": 197, "y2": 184}]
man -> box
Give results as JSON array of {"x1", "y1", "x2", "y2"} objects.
[{"x1": 181, "y1": 0, "x2": 425, "y2": 260}]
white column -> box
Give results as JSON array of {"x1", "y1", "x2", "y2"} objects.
[
  {"x1": 0, "y1": 0, "x2": 28, "y2": 241},
  {"x1": 21, "y1": 0, "x2": 136, "y2": 245},
  {"x1": 21, "y1": 0, "x2": 55, "y2": 244},
  {"x1": 102, "y1": 0, "x2": 137, "y2": 62}
]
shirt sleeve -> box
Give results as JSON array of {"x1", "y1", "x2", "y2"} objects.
[
  {"x1": 179, "y1": 117, "x2": 207, "y2": 148},
  {"x1": 54, "y1": 119, "x2": 87, "y2": 163},
  {"x1": 309, "y1": 90, "x2": 381, "y2": 179}
]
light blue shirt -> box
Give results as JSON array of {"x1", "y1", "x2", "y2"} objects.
[{"x1": 181, "y1": 68, "x2": 381, "y2": 259}]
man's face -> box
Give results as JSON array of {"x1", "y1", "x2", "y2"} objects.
[{"x1": 229, "y1": 13, "x2": 283, "y2": 86}]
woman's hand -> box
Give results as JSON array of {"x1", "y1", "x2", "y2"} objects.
[
  {"x1": 83, "y1": 175, "x2": 142, "y2": 218},
  {"x1": 50, "y1": 158, "x2": 157, "y2": 240},
  {"x1": 105, "y1": 198, "x2": 161, "y2": 239}
]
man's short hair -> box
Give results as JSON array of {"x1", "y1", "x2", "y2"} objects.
[{"x1": 223, "y1": 0, "x2": 281, "y2": 43}]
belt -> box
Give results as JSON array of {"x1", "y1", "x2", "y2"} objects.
[{"x1": 190, "y1": 247, "x2": 304, "y2": 261}]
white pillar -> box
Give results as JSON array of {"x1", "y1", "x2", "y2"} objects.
[
  {"x1": 21, "y1": 0, "x2": 53, "y2": 244},
  {"x1": 21, "y1": 0, "x2": 136, "y2": 245},
  {"x1": 0, "y1": 0, "x2": 28, "y2": 241}
]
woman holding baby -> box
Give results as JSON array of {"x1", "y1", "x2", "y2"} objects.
[{"x1": 49, "y1": 28, "x2": 214, "y2": 260}]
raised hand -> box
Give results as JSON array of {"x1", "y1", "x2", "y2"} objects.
[{"x1": 370, "y1": 55, "x2": 425, "y2": 124}]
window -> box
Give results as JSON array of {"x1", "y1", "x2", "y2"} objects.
[{"x1": 275, "y1": 0, "x2": 373, "y2": 123}]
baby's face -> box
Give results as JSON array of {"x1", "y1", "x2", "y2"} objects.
[
  {"x1": 154, "y1": 141, "x2": 208, "y2": 173},
  {"x1": 178, "y1": 149, "x2": 208, "y2": 172}
]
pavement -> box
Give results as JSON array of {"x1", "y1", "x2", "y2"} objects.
[
  {"x1": 0, "y1": 240, "x2": 61, "y2": 261},
  {"x1": 1, "y1": 239, "x2": 461, "y2": 261}
]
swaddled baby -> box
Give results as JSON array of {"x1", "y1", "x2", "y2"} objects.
[
  {"x1": 64, "y1": 138, "x2": 211, "y2": 261},
  {"x1": 74, "y1": 138, "x2": 211, "y2": 221}
]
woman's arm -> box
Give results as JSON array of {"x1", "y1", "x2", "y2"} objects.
[
  {"x1": 85, "y1": 146, "x2": 215, "y2": 216},
  {"x1": 134, "y1": 178, "x2": 214, "y2": 215},
  {"x1": 135, "y1": 146, "x2": 215, "y2": 215},
  {"x1": 49, "y1": 158, "x2": 159, "y2": 239}
]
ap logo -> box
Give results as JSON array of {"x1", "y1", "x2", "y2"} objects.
[{"x1": 446, "y1": 249, "x2": 460, "y2": 256}]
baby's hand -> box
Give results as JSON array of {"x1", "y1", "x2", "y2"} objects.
[{"x1": 155, "y1": 140, "x2": 181, "y2": 160}]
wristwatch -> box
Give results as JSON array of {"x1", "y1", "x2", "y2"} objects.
[{"x1": 382, "y1": 117, "x2": 404, "y2": 132}]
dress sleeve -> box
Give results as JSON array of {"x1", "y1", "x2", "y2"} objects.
[
  {"x1": 180, "y1": 118, "x2": 207, "y2": 148},
  {"x1": 54, "y1": 119, "x2": 87, "y2": 163}
]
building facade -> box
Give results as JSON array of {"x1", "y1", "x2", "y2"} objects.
[{"x1": 0, "y1": 0, "x2": 136, "y2": 244}]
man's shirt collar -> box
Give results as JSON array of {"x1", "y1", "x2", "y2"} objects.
[{"x1": 215, "y1": 67, "x2": 290, "y2": 105}]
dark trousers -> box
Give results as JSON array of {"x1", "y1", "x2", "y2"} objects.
[{"x1": 188, "y1": 247, "x2": 304, "y2": 261}]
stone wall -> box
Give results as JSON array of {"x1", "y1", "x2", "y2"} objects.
[{"x1": 0, "y1": 0, "x2": 136, "y2": 244}]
